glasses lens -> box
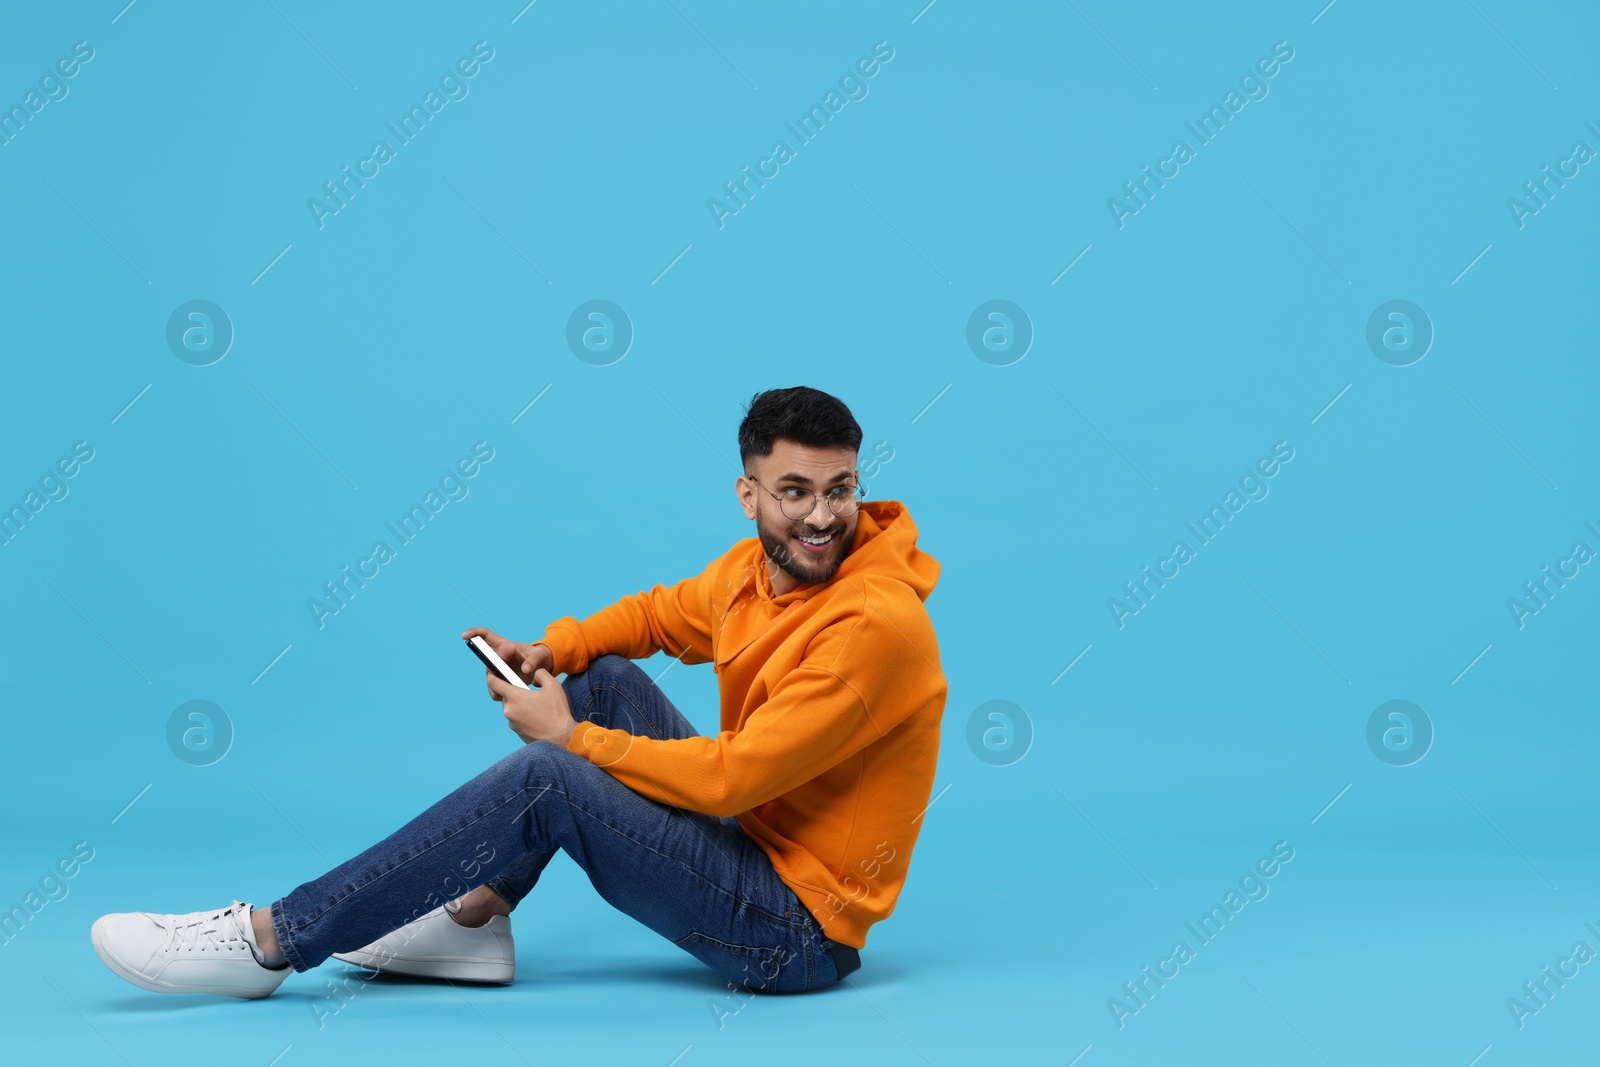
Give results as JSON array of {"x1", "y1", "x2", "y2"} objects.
[
  {"x1": 827, "y1": 486, "x2": 861, "y2": 516},
  {"x1": 779, "y1": 492, "x2": 817, "y2": 520}
]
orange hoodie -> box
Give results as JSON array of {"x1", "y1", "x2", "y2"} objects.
[{"x1": 535, "y1": 500, "x2": 945, "y2": 948}]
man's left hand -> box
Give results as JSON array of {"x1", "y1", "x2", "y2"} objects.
[{"x1": 488, "y1": 668, "x2": 579, "y2": 745}]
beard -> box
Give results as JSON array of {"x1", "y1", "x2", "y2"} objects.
[{"x1": 756, "y1": 512, "x2": 854, "y2": 587}]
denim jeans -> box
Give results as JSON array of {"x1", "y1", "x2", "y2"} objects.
[{"x1": 270, "y1": 655, "x2": 859, "y2": 993}]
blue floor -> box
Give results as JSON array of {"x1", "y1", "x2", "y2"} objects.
[
  {"x1": 6, "y1": 791, "x2": 1599, "y2": 1063},
  {"x1": 4, "y1": 0, "x2": 1598, "y2": 1063}
]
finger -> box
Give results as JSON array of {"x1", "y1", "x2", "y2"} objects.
[
  {"x1": 486, "y1": 673, "x2": 512, "y2": 698},
  {"x1": 462, "y1": 626, "x2": 492, "y2": 640},
  {"x1": 532, "y1": 667, "x2": 557, "y2": 688}
]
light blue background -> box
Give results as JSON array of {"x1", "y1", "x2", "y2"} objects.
[{"x1": 2, "y1": 1, "x2": 1597, "y2": 1064}]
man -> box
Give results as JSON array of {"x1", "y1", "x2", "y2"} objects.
[{"x1": 90, "y1": 386, "x2": 946, "y2": 998}]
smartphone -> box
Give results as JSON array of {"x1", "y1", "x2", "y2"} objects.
[{"x1": 466, "y1": 635, "x2": 531, "y2": 690}]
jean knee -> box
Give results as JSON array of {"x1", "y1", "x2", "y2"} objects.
[
  {"x1": 579, "y1": 654, "x2": 641, "y2": 689},
  {"x1": 567, "y1": 655, "x2": 653, "y2": 731},
  {"x1": 506, "y1": 738, "x2": 575, "y2": 789}
]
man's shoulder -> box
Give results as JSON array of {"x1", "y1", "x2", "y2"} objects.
[
  {"x1": 823, "y1": 571, "x2": 933, "y2": 620},
  {"x1": 810, "y1": 574, "x2": 939, "y2": 663},
  {"x1": 664, "y1": 537, "x2": 763, "y2": 616}
]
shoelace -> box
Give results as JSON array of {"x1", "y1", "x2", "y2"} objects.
[{"x1": 160, "y1": 901, "x2": 251, "y2": 955}]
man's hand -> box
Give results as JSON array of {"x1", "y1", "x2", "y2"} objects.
[
  {"x1": 461, "y1": 627, "x2": 554, "y2": 682},
  {"x1": 487, "y1": 668, "x2": 578, "y2": 746}
]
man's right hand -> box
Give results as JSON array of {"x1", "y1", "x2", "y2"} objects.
[{"x1": 461, "y1": 627, "x2": 554, "y2": 686}]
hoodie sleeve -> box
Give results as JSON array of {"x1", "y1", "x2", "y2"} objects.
[
  {"x1": 537, "y1": 556, "x2": 721, "y2": 675},
  {"x1": 563, "y1": 597, "x2": 945, "y2": 817}
]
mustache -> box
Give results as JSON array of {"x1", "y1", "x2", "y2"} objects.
[{"x1": 794, "y1": 524, "x2": 842, "y2": 535}]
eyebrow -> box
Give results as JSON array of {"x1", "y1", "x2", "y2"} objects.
[{"x1": 774, "y1": 470, "x2": 855, "y2": 487}]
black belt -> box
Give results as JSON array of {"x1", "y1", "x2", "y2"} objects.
[{"x1": 825, "y1": 942, "x2": 861, "y2": 981}]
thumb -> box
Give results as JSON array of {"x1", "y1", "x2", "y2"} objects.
[{"x1": 532, "y1": 667, "x2": 557, "y2": 688}]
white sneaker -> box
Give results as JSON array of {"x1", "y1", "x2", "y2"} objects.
[
  {"x1": 90, "y1": 900, "x2": 289, "y2": 999},
  {"x1": 331, "y1": 903, "x2": 514, "y2": 983}
]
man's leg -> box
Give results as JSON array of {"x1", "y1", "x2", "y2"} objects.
[
  {"x1": 270, "y1": 655, "x2": 847, "y2": 993},
  {"x1": 476, "y1": 654, "x2": 707, "y2": 910}
]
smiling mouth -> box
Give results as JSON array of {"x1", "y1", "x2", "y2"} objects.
[{"x1": 793, "y1": 528, "x2": 840, "y2": 555}]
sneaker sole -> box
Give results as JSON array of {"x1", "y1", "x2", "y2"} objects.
[
  {"x1": 90, "y1": 917, "x2": 284, "y2": 999},
  {"x1": 331, "y1": 947, "x2": 513, "y2": 984}
]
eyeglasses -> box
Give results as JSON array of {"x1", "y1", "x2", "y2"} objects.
[{"x1": 746, "y1": 475, "x2": 864, "y2": 520}]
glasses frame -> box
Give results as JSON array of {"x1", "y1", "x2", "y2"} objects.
[{"x1": 745, "y1": 474, "x2": 864, "y2": 521}]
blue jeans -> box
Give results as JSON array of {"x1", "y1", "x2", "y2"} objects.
[{"x1": 269, "y1": 655, "x2": 858, "y2": 993}]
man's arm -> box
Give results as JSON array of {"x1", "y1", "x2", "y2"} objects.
[
  {"x1": 564, "y1": 605, "x2": 946, "y2": 818},
  {"x1": 537, "y1": 555, "x2": 723, "y2": 675}
]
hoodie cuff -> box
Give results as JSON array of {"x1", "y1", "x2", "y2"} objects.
[
  {"x1": 566, "y1": 720, "x2": 629, "y2": 765},
  {"x1": 538, "y1": 618, "x2": 589, "y2": 676}
]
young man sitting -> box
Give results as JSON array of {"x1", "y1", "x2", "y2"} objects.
[{"x1": 90, "y1": 386, "x2": 946, "y2": 998}]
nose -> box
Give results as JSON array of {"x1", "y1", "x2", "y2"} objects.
[{"x1": 804, "y1": 494, "x2": 833, "y2": 527}]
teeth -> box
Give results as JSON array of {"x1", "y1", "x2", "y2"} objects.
[{"x1": 798, "y1": 532, "x2": 833, "y2": 544}]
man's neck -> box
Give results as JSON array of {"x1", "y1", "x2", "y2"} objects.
[{"x1": 766, "y1": 556, "x2": 803, "y2": 597}]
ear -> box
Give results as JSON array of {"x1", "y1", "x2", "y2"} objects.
[{"x1": 735, "y1": 474, "x2": 757, "y2": 521}]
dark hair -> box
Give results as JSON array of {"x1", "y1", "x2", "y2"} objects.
[{"x1": 737, "y1": 387, "x2": 862, "y2": 468}]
